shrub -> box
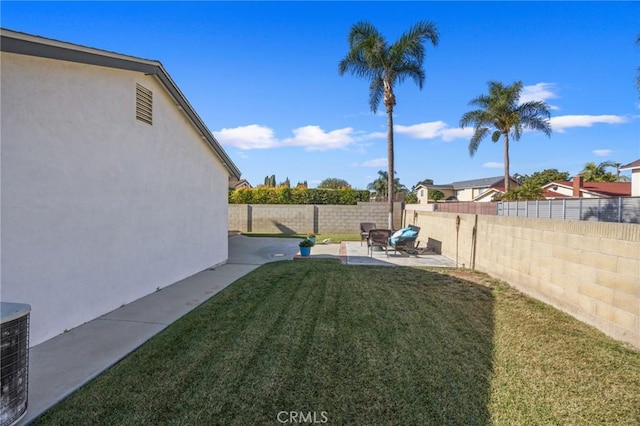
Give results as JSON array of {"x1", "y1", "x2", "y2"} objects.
[{"x1": 228, "y1": 188, "x2": 370, "y2": 205}]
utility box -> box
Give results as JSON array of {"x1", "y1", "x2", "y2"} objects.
[{"x1": 1, "y1": 302, "x2": 31, "y2": 426}]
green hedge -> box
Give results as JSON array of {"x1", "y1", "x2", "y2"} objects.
[{"x1": 229, "y1": 188, "x2": 370, "y2": 205}]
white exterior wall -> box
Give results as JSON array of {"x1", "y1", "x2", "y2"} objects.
[
  {"x1": 631, "y1": 170, "x2": 640, "y2": 197},
  {"x1": 1, "y1": 53, "x2": 229, "y2": 346},
  {"x1": 456, "y1": 188, "x2": 474, "y2": 201}
]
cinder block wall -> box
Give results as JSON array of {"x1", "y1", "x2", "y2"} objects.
[
  {"x1": 228, "y1": 202, "x2": 402, "y2": 234},
  {"x1": 406, "y1": 209, "x2": 640, "y2": 349}
]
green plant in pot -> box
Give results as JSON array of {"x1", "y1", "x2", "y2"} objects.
[{"x1": 299, "y1": 238, "x2": 314, "y2": 256}]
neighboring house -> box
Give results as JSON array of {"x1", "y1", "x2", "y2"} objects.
[
  {"x1": 620, "y1": 159, "x2": 640, "y2": 196},
  {"x1": 229, "y1": 178, "x2": 252, "y2": 189},
  {"x1": 1, "y1": 29, "x2": 241, "y2": 346},
  {"x1": 416, "y1": 176, "x2": 518, "y2": 203},
  {"x1": 541, "y1": 176, "x2": 631, "y2": 199}
]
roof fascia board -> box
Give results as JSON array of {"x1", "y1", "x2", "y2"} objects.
[
  {"x1": 1, "y1": 33, "x2": 158, "y2": 75},
  {"x1": 620, "y1": 165, "x2": 640, "y2": 171},
  {"x1": 543, "y1": 182, "x2": 572, "y2": 189}
]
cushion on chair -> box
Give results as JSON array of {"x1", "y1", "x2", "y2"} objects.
[
  {"x1": 403, "y1": 230, "x2": 418, "y2": 238},
  {"x1": 391, "y1": 229, "x2": 404, "y2": 239},
  {"x1": 389, "y1": 228, "x2": 419, "y2": 245}
]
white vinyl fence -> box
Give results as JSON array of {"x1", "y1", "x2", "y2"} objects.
[{"x1": 498, "y1": 197, "x2": 640, "y2": 223}]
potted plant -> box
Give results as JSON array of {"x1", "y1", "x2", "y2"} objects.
[
  {"x1": 299, "y1": 238, "x2": 314, "y2": 257},
  {"x1": 306, "y1": 232, "x2": 316, "y2": 244}
]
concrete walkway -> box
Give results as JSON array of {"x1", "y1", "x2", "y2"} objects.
[{"x1": 18, "y1": 235, "x2": 454, "y2": 424}]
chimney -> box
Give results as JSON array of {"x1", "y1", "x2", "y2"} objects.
[{"x1": 573, "y1": 175, "x2": 583, "y2": 197}]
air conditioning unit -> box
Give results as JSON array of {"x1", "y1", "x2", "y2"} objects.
[{"x1": 1, "y1": 302, "x2": 31, "y2": 426}]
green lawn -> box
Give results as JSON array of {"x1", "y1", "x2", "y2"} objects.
[{"x1": 35, "y1": 261, "x2": 639, "y2": 425}]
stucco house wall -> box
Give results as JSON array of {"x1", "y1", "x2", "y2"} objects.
[
  {"x1": 631, "y1": 171, "x2": 640, "y2": 197},
  {"x1": 1, "y1": 31, "x2": 239, "y2": 346},
  {"x1": 632, "y1": 171, "x2": 640, "y2": 197},
  {"x1": 620, "y1": 160, "x2": 640, "y2": 197}
]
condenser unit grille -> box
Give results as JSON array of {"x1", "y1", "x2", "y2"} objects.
[
  {"x1": 1, "y1": 304, "x2": 30, "y2": 426},
  {"x1": 136, "y1": 83, "x2": 153, "y2": 125}
]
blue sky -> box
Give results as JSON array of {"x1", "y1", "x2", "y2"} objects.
[{"x1": 3, "y1": 1, "x2": 639, "y2": 189}]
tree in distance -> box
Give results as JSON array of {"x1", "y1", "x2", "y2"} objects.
[
  {"x1": 367, "y1": 170, "x2": 408, "y2": 200},
  {"x1": 579, "y1": 161, "x2": 619, "y2": 183},
  {"x1": 318, "y1": 178, "x2": 351, "y2": 189}
]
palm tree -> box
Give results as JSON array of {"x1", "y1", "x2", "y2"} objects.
[
  {"x1": 366, "y1": 170, "x2": 406, "y2": 200},
  {"x1": 609, "y1": 162, "x2": 631, "y2": 182},
  {"x1": 339, "y1": 21, "x2": 439, "y2": 228},
  {"x1": 460, "y1": 81, "x2": 552, "y2": 192},
  {"x1": 579, "y1": 161, "x2": 618, "y2": 182},
  {"x1": 500, "y1": 182, "x2": 544, "y2": 201}
]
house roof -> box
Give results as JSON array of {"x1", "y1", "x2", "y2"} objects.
[
  {"x1": 417, "y1": 176, "x2": 513, "y2": 191},
  {"x1": 620, "y1": 159, "x2": 640, "y2": 171},
  {"x1": 542, "y1": 189, "x2": 565, "y2": 198},
  {"x1": 451, "y1": 176, "x2": 505, "y2": 190},
  {"x1": 229, "y1": 179, "x2": 252, "y2": 189},
  {"x1": 543, "y1": 181, "x2": 631, "y2": 197},
  {"x1": 1, "y1": 28, "x2": 241, "y2": 180},
  {"x1": 416, "y1": 184, "x2": 454, "y2": 190}
]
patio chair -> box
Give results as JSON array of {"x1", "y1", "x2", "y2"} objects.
[
  {"x1": 367, "y1": 229, "x2": 392, "y2": 257},
  {"x1": 360, "y1": 222, "x2": 377, "y2": 246},
  {"x1": 388, "y1": 225, "x2": 422, "y2": 256}
]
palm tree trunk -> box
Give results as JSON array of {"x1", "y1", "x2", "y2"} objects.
[
  {"x1": 503, "y1": 132, "x2": 510, "y2": 192},
  {"x1": 387, "y1": 108, "x2": 394, "y2": 230}
]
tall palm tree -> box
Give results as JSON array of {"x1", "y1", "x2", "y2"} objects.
[
  {"x1": 339, "y1": 21, "x2": 439, "y2": 228},
  {"x1": 460, "y1": 81, "x2": 552, "y2": 192}
]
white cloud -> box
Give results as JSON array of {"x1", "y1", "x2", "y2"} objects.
[
  {"x1": 394, "y1": 121, "x2": 472, "y2": 141},
  {"x1": 395, "y1": 121, "x2": 447, "y2": 138},
  {"x1": 520, "y1": 82, "x2": 559, "y2": 109},
  {"x1": 593, "y1": 149, "x2": 613, "y2": 157},
  {"x1": 483, "y1": 162, "x2": 503, "y2": 169},
  {"x1": 214, "y1": 124, "x2": 279, "y2": 150},
  {"x1": 215, "y1": 124, "x2": 358, "y2": 151},
  {"x1": 356, "y1": 158, "x2": 387, "y2": 168},
  {"x1": 364, "y1": 131, "x2": 387, "y2": 139},
  {"x1": 549, "y1": 115, "x2": 628, "y2": 133},
  {"x1": 282, "y1": 125, "x2": 355, "y2": 151}
]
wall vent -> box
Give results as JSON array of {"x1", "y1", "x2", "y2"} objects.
[{"x1": 136, "y1": 84, "x2": 153, "y2": 125}]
